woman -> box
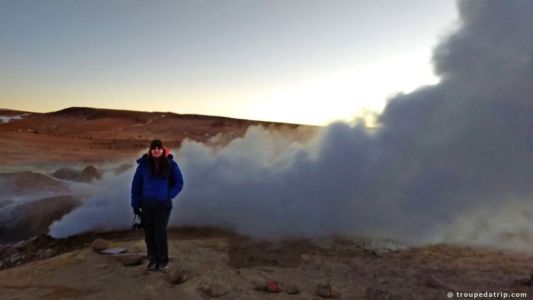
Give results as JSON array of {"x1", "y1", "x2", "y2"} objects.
[{"x1": 131, "y1": 139, "x2": 184, "y2": 272}]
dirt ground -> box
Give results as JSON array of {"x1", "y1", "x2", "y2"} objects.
[{"x1": 1, "y1": 228, "x2": 533, "y2": 300}]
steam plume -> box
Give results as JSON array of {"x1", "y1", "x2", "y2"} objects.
[{"x1": 49, "y1": 1, "x2": 533, "y2": 251}]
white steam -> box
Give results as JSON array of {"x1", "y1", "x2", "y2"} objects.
[
  {"x1": 48, "y1": 170, "x2": 134, "y2": 238},
  {"x1": 47, "y1": 1, "x2": 533, "y2": 252}
]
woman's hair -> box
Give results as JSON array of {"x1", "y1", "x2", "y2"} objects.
[{"x1": 148, "y1": 139, "x2": 171, "y2": 178}]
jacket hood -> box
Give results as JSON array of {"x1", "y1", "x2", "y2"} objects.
[{"x1": 136, "y1": 147, "x2": 173, "y2": 164}]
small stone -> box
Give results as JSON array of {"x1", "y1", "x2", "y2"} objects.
[
  {"x1": 91, "y1": 239, "x2": 109, "y2": 252},
  {"x1": 316, "y1": 283, "x2": 339, "y2": 298},
  {"x1": 267, "y1": 280, "x2": 282, "y2": 293},
  {"x1": 37, "y1": 249, "x2": 54, "y2": 259},
  {"x1": 515, "y1": 272, "x2": 533, "y2": 286},
  {"x1": 254, "y1": 280, "x2": 283, "y2": 293},
  {"x1": 51, "y1": 167, "x2": 80, "y2": 181},
  {"x1": 80, "y1": 165, "x2": 102, "y2": 183},
  {"x1": 117, "y1": 254, "x2": 144, "y2": 266},
  {"x1": 168, "y1": 269, "x2": 190, "y2": 285},
  {"x1": 9, "y1": 253, "x2": 23, "y2": 265}
]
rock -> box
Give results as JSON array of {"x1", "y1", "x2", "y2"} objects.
[
  {"x1": 117, "y1": 254, "x2": 144, "y2": 266},
  {"x1": 37, "y1": 249, "x2": 54, "y2": 259},
  {"x1": 51, "y1": 167, "x2": 80, "y2": 181},
  {"x1": 301, "y1": 254, "x2": 311, "y2": 261},
  {"x1": 254, "y1": 280, "x2": 282, "y2": 293},
  {"x1": 9, "y1": 253, "x2": 24, "y2": 265},
  {"x1": 80, "y1": 166, "x2": 102, "y2": 183},
  {"x1": 368, "y1": 249, "x2": 383, "y2": 257},
  {"x1": 254, "y1": 282, "x2": 268, "y2": 292},
  {"x1": 13, "y1": 240, "x2": 28, "y2": 249},
  {"x1": 91, "y1": 239, "x2": 109, "y2": 252},
  {"x1": 267, "y1": 280, "x2": 282, "y2": 293},
  {"x1": 515, "y1": 273, "x2": 533, "y2": 286},
  {"x1": 0, "y1": 195, "x2": 81, "y2": 242},
  {"x1": 167, "y1": 269, "x2": 190, "y2": 285},
  {"x1": 316, "y1": 283, "x2": 339, "y2": 298}
]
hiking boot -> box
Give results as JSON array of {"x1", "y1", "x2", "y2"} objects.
[
  {"x1": 146, "y1": 260, "x2": 158, "y2": 272},
  {"x1": 158, "y1": 261, "x2": 169, "y2": 273}
]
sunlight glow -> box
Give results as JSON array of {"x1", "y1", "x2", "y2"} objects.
[{"x1": 246, "y1": 49, "x2": 440, "y2": 126}]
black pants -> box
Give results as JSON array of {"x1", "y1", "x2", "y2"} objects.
[{"x1": 140, "y1": 206, "x2": 171, "y2": 264}]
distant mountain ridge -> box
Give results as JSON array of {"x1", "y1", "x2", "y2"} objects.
[
  {"x1": 0, "y1": 106, "x2": 315, "y2": 166},
  {"x1": 47, "y1": 107, "x2": 303, "y2": 126}
]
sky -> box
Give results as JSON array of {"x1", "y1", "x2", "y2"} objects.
[{"x1": 0, "y1": 0, "x2": 457, "y2": 125}]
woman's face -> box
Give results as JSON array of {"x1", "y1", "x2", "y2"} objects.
[{"x1": 150, "y1": 147, "x2": 163, "y2": 158}]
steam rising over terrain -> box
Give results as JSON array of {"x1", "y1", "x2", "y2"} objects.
[{"x1": 3, "y1": 2, "x2": 533, "y2": 253}]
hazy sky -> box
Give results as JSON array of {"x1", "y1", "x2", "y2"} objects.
[{"x1": 0, "y1": 0, "x2": 457, "y2": 125}]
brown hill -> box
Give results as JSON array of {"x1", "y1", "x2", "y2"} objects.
[
  {"x1": 0, "y1": 109, "x2": 29, "y2": 116},
  {"x1": 0, "y1": 107, "x2": 316, "y2": 167}
]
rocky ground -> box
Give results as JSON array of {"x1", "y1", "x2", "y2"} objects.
[{"x1": 1, "y1": 227, "x2": 533, "y2": 299}]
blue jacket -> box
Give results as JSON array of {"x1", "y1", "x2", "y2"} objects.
[{"x1": 131, "y1": 150, "x2": 184, "y2": 209}]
